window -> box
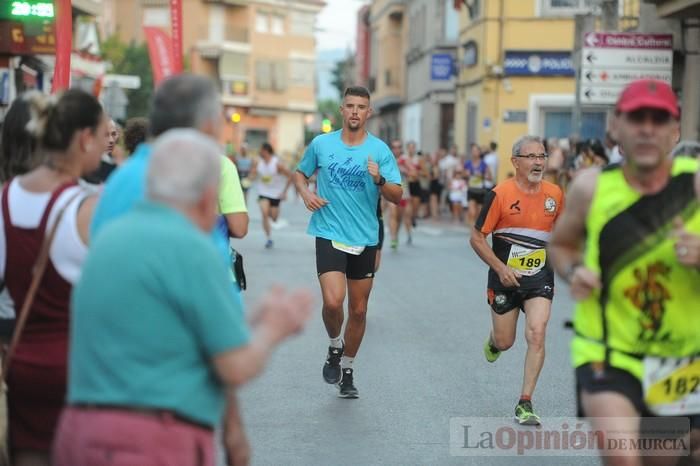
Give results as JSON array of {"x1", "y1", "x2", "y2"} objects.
[
  {"x1": 443, "y1": 0, "x2": 459, "y2": 41},
  {"x1": 272, "y1": 61, "x2": 287, "y2": 91},
  {"x1": 385, "y1": 69, "x2": 392, "y2": 86},
  {"x1": 209, "y1": 5, "x2": 224, "y2": 42},
  {"x1": 255, "y1": 61, "x2": 272, "y2": 90},
  {"x1": 468, "y1": 0, "x2": 480, "y2": 20},
  {"x1": 255, "y1": 60, "x2": 287, "y2": 92},
  {"x1": 255, "y1": 12, "x2": 268, "y2": 33},
  {"x1": 290, "y1": 60, "x2": 314, "y2": 87},
  {"x1": 219, "y1": 52, "x2": 248, "y2": 80},
  {"x1": 270, "y1": 14, "x2": 285, "y2": 35},
  {"x1": 143, "y1": 7, "x2": 169, "y2": 27},
  {"x1": 543, "y1": 110, "x2": 606, "y2": 140},
  {"x1": 541, "y1": 0, "x2": 594, "y2": 15},
  {"x1": 290, "y1": 11, "x2": 315, "y2": 36}
]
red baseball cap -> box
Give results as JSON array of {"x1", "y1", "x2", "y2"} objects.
[{"x1": 616, "y1": 79, "x2": 680, "y2": 119}]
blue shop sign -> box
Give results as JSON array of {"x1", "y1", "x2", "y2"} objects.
[
  {"x1": 431, "y1": 54, "x2": 454, "y2": 81},
  {"x1": 503, "y1": 51, "x2": 574, "y2": 77}
]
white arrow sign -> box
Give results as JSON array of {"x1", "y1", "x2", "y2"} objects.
[
  {"x1": 584, "y1": 33, "x2": 599, "y2": 48},
  {"x1": 580, "y1": 86, "x2": 624, "y2": 105},
  {"x1": 582, "y1": 48, "x2": 672, "y2": 69},
  {"x1": 581, "y1": 68, "x2": 672, "y2": 86}
]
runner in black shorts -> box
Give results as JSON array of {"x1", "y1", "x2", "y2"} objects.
[
  {"x1": 470, "y1": 135, "x2": 564, "y2": 425},
  {"x1": 294, "y1": 86, "x2": 402, "y2": 399},
  {"x1": 375, "y1": 198, "x2": 384, "y2": 272}
]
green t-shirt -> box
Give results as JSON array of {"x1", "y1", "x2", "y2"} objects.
[
  {"x1": 68, "y1": 202, "x2": 251, "y2": 427},
  {"x1": 220, "y1": 156, "x2": 247, "y2": 215}
]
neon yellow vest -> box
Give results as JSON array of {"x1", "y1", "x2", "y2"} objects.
[{"x1": 571, "y1": 157, "x2": 700, "y2": 381}]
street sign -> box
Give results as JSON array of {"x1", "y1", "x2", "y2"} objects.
[{"x1": 580, "y1": 32, "x2": 673, "y2": 105}]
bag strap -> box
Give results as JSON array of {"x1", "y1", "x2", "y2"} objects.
[{"x1": 2, "y1": 189, "x2": 82, "y2": 380}]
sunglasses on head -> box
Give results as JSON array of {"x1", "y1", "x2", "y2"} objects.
[{"x1": 625, "y1": 109, "x2": 672, "y2": 126}]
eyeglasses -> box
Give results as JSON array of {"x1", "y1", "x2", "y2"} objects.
[
  {"x1": 625, "y1": 109, "x2": 672, "y2": 126},
  {"x1": 514, "y1": 153, "x2": 548, "y2": 161}
]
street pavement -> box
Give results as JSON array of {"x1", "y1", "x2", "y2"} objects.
[{"x1": 226, "y1": 193, "x2": 601, "y2": 466}]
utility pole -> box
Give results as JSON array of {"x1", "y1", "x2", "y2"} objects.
[
  {"x1": 572, "y1": 14, "x2": 595, "y2": 141},
  {"x1": 600, "y1": 0, "x2": 619, "y2": 31}
]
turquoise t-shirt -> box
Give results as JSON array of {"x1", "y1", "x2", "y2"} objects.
[
  {"x1": 68, "y1": 202, "x2": 250, "y2": 427},
  {"x1": 297, "y1": 130, "x2": 400, "y2": 246},
  {"x1": 91, "y1": 143, "x2": 238, "y2": 286}
]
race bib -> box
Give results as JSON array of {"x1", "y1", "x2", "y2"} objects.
[
  {"x1": 643, "y1": 356, "x2": 700, "y2": 416},
  {"x1": 331, "y1": 241, "x2": 365, "y2": 256},
  {"x1": 261, "y1": 175, "x2": 272, "y2": 184},
  {"x1": 506, "y1": 245, "x2": 546, "y2": 276}
]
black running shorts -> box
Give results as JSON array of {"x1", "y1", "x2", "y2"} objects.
[
  {"x1": 316, "y1": 238, "x2": 377, "y2": 280},
  {"x1": 258, "y1": 195, "x2": 281, "y2": 207},
  {"x1": 576, "y1": 363, "x2": 700, "y2": 429},
  {"x1": 487, "y1": 286, "x2": 554, "y2": 315}
]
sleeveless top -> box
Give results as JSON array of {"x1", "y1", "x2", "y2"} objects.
[
  {"x1": 571, "y1": 157, "x2": 700, "y2": 380},
  {"x1": 0, "y1": 179, "x2": 88, "y2": 355},
  {"x1": 256, "y1": 156, "x2": 286, "y2": 199}
]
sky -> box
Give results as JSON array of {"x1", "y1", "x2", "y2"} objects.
[
  {"x1": 314, "y1": 0, "x2": 369, "y2": 100},
  {"x1": 315, "y1": 0, "x2": 369, "y2": 52}
]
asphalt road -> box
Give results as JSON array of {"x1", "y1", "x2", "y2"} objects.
[{"x1": 225, "y1": 193, "x2": 601, "y2": 466}]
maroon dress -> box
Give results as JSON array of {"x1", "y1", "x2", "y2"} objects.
[{"x1": 2, "y1": 181, "x2": 77, "y2": 452}]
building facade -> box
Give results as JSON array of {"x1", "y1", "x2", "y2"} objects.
[
  {"x1": 645, "y1": 0, "x2": 700, "y2": 140},
  {"x1": 367, "y1": 0, "x2": 406, "y2": 142},
  {"x1": 402, "y1": 0, "x2": 459, "y2": 151},
  {"x1": 0, "y1": 0, "x2": 106, "y2": 115},
  {"x1": 453, "y1": 0, "x2": 641, "y2": 180},
  {"x1": 109, "y1": 0, "x2": 322, "y2": 155}
]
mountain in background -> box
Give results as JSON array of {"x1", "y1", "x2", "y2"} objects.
[{"x1": 316, "y1": 48, "x2": 348, "y2": 102}]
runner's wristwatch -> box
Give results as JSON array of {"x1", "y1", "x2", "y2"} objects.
[{"x1": 375, "y1": 175, "x2": 386, "y2": 186}]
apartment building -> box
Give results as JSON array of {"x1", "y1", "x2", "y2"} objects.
[{"x1": 109, "y1": 0, "x2": 323, "y2": 154}]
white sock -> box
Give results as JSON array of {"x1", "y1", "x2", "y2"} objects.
[
  {"x1": 330, "y1": 336, "x2": 343, "y2": 349},
  {"x1": 340, "y1": 356, "x2": 354, "y2": 369}
]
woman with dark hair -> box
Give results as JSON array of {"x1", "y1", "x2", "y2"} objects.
[
  {"x1": 0, "y1": 91, "x2": 44, "y2": 182},
  {"x1": 0, "y1": 89, "x2": 108, "y2": 466},
  {"x1": 0, "y1": 92, "x2": 45, "y2": 340}
]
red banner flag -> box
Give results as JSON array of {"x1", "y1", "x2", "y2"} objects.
[
  {"x1": 144, "y1": 27, "x2": 175, "y2": 87},
  {"x1": 170, "y1": 0, "x2": 183, "y2": 73},
  {"x1": 52, "y1": 0, "x2": 73, "y2": 93}
]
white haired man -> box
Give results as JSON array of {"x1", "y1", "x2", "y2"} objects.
[{"x1": 53, "y1": 129, "x2": 312, "y2": 466}]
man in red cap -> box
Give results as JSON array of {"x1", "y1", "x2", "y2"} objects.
[{"x1": 549, "y1": 79, "x2": 700, "y2": 463}]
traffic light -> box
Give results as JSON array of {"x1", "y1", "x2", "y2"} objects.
[
  {"x1": 322, "y1": 118, "x2": 332, "y2": 133},
  {"x1": 231, "y1": 112, "x2": 241, "y2": 124}
]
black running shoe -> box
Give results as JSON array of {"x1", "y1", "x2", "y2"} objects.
[
  {"x1": 322, "y1": 345, "x2": 343, "y2": 384},
  {"x1": 338, "y1": 368, "x2": 359, "y2": 399}
]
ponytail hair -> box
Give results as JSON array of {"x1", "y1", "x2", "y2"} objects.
[
  {"x1": 26, "y1": 89, "x2": 104, "y2": 152},
  {"x1": 0, "y1": 91, "x2": 43, "y2": 182}
]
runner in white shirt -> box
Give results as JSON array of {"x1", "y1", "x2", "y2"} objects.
[{"x1": 249, "y1": 142, "x2": 292, "y2": 248}]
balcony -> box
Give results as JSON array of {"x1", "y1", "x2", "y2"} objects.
[
  {"x1": 197, "y1": 27, "x2": 250, "y2": 58},
  {"x1": 72, "y1": 0, "x2": 102, "y2": 16}
]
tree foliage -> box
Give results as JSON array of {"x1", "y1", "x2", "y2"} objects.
[
  {"x1": 101, "y1": 35, "x2": 154, "y2": 119},
  {"x1": 330, "y1": 55, "x2": 354, "y2": 100}
]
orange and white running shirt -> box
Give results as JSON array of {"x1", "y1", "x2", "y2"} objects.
[{"x1": 475, "y1": 178, "x2": 564, "y2": 290}]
